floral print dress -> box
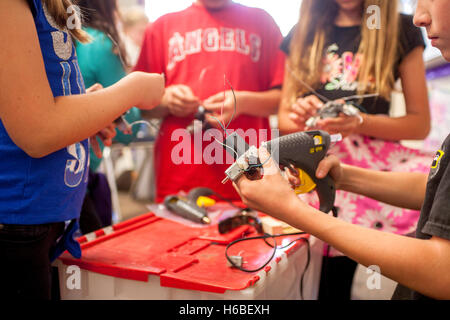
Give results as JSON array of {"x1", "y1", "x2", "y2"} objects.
[
  {"x1": 301, "y1": 135, "x2": 434, "y2": 256},
  {"x1": 301, "y1": 39, "x2": 434, "y2": 256}
]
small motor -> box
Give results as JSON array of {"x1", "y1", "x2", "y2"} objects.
[
  {"x1": 306, "y1": 101, "x2": 362, "y2": 128},
  {"x1": 187, "y1": 106, "x2": 212, "y2": 135}
]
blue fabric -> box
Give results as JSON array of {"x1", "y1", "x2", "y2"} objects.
[
  {"x1": 51, "y1": 220, "x2": 82, "y2": 262},
  {"x1": 0, "y1": 1, "x2": 88, "y2": 256}
]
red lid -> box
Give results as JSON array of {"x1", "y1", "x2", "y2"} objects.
[{"x1": 59, "y1": 209, "x2": 308, "y2": 293}]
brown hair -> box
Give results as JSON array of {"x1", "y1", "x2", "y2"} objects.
[
  {"x1": 76, "y1": 0, "x2": 130, "y2": 68},
  {"x1": 42, "y1": 0, "x2": 90, "y2": 43},
  {"x1": 285, "y1": 0, "x2": 400, "y2": 106},
  {"x1": 121, "y1": 6, "x2": 149, "y2": 30}
]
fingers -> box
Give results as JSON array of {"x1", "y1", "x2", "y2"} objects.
[
  {"x1": 90, "y1": 137, "x2": 103, "y2": 159},
  {"x1": 204, "y1": 91, "x2": 225, "y2": 105},
  {"x1": 317, "y1": 115, "x2": 358, "y2": 136},
  {"x1": 316, "y1": 155, "x2": 339, "y2": 179},
  {"x1": 172, "y1": 85, "x2": 199, "y2": 103},
  {"x1": 86, "y1": 83, "x2": 103, "y2": 94},
  {"x1": 258, "y1": 147, "x2": 271, "y2": 166},
  {"x1": 100, "y1": 124, "x2": 116, "y2": 140},
  {"x1": 290, "y1": 95, "x2": 324, "y2": 124},
  {"x1": 204, "y1": 91, "x2": 234, "y2": 114},
  {"x1": 203, "y1": 102, "x2": 225, "y2": 113},
  {"x1": 301, "y1": 95, "x2": 323, "y2": 114},
  {"x1": 286, "y1": 168, "x2": 301, "y2": 188},
  {"x1": 259, "y1": 147, "x2": 280, "y2": 176},
  {"x1": 233, "y1": 147, "x2": 273, "y2": 188},
  {"x1": 165, "y1": 85, "x2": 200, "y2": 116}
]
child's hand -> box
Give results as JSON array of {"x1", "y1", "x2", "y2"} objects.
[
  {"x1": 288, "y1": 95, "x2": 324, "y2": 126},
  {"x1": 161, "y1": 84, "x2": 200, "y2": 117},
  {"x1": 316, "y1": 113, "x2": 363, "y2": 137},
  {"x1": 133, "y1": 72, "x2": 165, "y2": 110},
  {"x1": 90, "y1": 123, "x2": 116, "y2": 158},
  {"x1": 203, "y1": 90, "x2": 241, "y2": 128},
  {"x1": 283, "y1": 155, "x2": 344, "y2": 190},
  {"x1": 86, "y1": 83, "x2": 103, "y2": 93},
  {"x1": 233, "y1": 147, "x2": 301, "y2": 218},
  {"x1": 315, "y1": 155, "x2": 345, "y2": 189}
]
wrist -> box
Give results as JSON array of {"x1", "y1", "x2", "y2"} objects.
[
  {"x1": 339, "y1": 164, "x2": 359, "y2": 192},
  {"x1": 160, "y1": 89, "x2": 170, "y2": 108},
  {"x1": 125, "y1": 72, "x2": 147, "y2": 107},
  {"x1": 280, "y1": 194, "x2": 315, "y2": 230},
  {"x1": 356, "y1": 113, "x2": 368, "y2": 134}
]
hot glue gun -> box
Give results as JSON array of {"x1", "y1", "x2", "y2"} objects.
[{"x1": 221, "y1": 130, "x2": 342, "y2": 213}]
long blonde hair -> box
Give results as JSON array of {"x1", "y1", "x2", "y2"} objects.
[
  {"x1": 285, "y1": 0, "x2": 399, "y2": 105},
  {"x1": 42, "y1": 0, "x2": 90, "y2": 43}
]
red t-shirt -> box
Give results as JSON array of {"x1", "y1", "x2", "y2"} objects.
[{"x1": 134, "y1": 3, "x2": 285, "y2": 202}]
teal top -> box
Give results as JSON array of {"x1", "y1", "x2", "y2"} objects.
[{"x1": 76, "y1": 27, "x2": 141, "y2": 172}]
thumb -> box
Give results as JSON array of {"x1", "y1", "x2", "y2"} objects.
[
  {"x1": 86, "y1": 83, "x2": 103, "y2": 93},
  {"x1": 90, "y1": 136, "x2": 103, "y2": 159},
  {"x1": 203, "y1": 102, "x2": 223, "y2": 112},
  {"x1": 259, "y1": 146, "x2": 279, "y2": 176},
  {"x1": 204, "y1": 92, "x2": 225, "y2": 104},
  {"x1": 316, "y1": 156, "x2": 335, "y2": 179}
]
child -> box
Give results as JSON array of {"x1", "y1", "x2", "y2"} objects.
[
  {"x1": 279, "y1": 0, "x2": 433, "y2": 299},
  {"x1": 134, "y1": 0, "x2": 285, "y2": 203},
  {"x1": 0, "y1": 0, "x2": 164, "y2": 299},
  {"x1": 76, "y1": 0, "x2": 143, "y2": 233},
  {"x1": 233, "y1": 0, "x2": 450, "y2": 300},
  {"x1": 121, "y1": 6, "x2": 149, "y2": 67}
]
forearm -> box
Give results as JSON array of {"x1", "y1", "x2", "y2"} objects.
[
  {"x1": 24, "y1": 75, "x2": 143, "y2": 157},
  {"x1": 239, "y1": 89, "x2": 281, "y2": 117},
  {"x1": 358, "y1": 113, "x2": 431, "y2": 141},
  {"x1": 284, "y1": 201, "x2": 450, "y2": 299},
  {"x1": 340, "y1": 165, "x2": 427, "y2": 210}
]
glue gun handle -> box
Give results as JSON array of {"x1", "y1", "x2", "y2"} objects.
[{"x1": 315, "y1": 175, "x2": 336, "y2": 213}]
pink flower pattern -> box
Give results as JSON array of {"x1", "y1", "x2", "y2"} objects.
[{"x1": 321, "y1": 44, "x2": 364, "y2": 91}]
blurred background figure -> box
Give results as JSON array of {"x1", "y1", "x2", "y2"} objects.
[
  {"x1": 76, "y1": 0, "x2": 142, "y2": 233},
  {"x1": 121, "y1": 6, "x2": 149, "y2": 67},
  {"x1": 134, "y1": 0, "x2": 285, "y2": 203}
]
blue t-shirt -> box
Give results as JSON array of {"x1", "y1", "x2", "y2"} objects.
[{"x1": 0, "y1": 0, "x2": 89, "y2": 226}]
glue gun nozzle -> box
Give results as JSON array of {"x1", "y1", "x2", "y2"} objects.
[
  {"x1": 202, "y1": 216, "x2": 211, "y2": 224},
  {"x1": 330, "y1": 134, "x2": 343, "y2": 143}
]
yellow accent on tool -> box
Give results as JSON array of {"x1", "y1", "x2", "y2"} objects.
[
  {"x1": 313, "y1": 135, "x2": 323, "y2": 145},
  {"x1": 196, "y1": 196, "x2": 216, "y2": 208},
  {"x1": 294, "y1": 169, "x2": 317, "y2": 195}
]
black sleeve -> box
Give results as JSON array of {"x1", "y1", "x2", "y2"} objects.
[
  {"x1": 422, "y1": 141, "x2": 450, "y2": 241},
  {"x1": 398, "y1": 14, "x2": 426, "y2": 63},
  {"x1": 280, "y1": 24, "x2": 297, "y2": 56}
]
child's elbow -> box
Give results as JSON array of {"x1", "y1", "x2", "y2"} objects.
[
  {"x1": 16, "y1": 138, "x2": 53, "y2": 159},
  {"x1": 416, "y1": 121, "x2": 431, "y2": 140},
  {"x1": 22, "y1": 145, "x2": 52, "y2": 159},
  {"x1": 4, "y1": 124, "x2": 55, "y2": 158}
]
